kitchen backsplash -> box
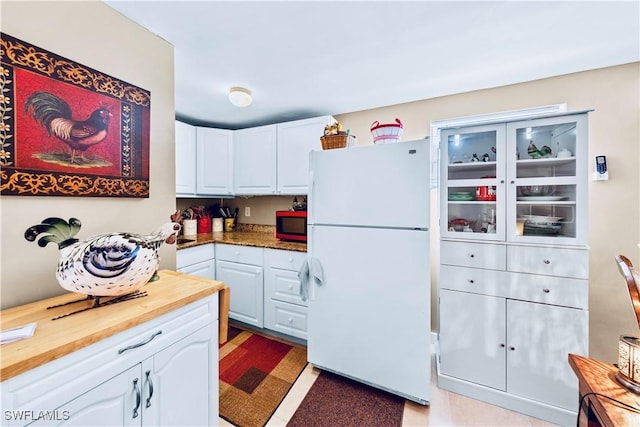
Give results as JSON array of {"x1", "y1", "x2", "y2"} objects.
[{"x1": 176, "y1": 195, "x2": 300, "y2": 226}]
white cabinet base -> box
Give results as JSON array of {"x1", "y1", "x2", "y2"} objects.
[{"x1": 436, "y1": 368, "x2": 576, "y2": 427}]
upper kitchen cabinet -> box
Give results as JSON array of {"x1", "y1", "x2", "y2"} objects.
[
  {"x1": 175, "y1": 121, "x2": 196, "y2": 196},
  {"x1": 234, "y1": 124, "x2": 277, "y2": 195},
  {"x1": 197, "y1": 127, "x2": 234, "y2": 196},
  {"x1": 277, "y1": 115, "x2": 333, "y2": 195}
]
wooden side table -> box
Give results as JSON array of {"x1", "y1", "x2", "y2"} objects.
[{"x1": 569, "y1": 353, "x2": 640, "y2": 427}]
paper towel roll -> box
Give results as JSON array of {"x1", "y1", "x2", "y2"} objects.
[{"x1": 213, "y1": 218, "x2": 223, "y2": 233}]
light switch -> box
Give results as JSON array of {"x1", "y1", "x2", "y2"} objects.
[{"x1": 245, "y1": 207, "x2": 250, "y2": 217}]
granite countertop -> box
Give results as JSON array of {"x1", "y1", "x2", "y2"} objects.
[{"x1": 176, "y1": 224, "x2": 307, "y2": 253}]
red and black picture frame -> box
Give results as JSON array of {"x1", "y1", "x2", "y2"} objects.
[{"x1": 0, "y1": 33, "x2": 151, "y2": 197}]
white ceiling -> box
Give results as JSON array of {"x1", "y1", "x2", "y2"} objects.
[{"x1": 104, "y1": 1, "x2": 640, "y2": 130}]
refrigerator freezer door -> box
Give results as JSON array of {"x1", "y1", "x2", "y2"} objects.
[
  {"x1": 308, "y1": 140, "x2": 429, "y2": 229},
  {"x1": 307, "y1": 224, "x2": 430, "y2": 403}
]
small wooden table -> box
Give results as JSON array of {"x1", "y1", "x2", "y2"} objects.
[{"x1": 569, "y1": 353, "x2": 640, "y2": 427}]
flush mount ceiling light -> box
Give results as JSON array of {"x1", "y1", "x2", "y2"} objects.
[{"x1": 228, "y1": 87, "x2": 252, "y2": 107}]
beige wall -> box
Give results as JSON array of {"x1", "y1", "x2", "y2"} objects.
[
  {"x1": 1, "y1": 1, "x2": 177, "y2": 309},
  {"x1": 335, "y1": 63, "x2": 640, "y2": 362}
]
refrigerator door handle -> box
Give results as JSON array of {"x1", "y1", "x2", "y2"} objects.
[{"x1": 308, "y1": 168, "x2": 315, "y2": 224}]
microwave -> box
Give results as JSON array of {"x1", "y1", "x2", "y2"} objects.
[{"x1": 275, "y1": 210, "x2": 307, "y2": 242}]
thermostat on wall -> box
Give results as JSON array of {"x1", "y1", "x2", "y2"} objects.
[{"x1": 593, "y1": 155, "x2": 608, "y2": 181}]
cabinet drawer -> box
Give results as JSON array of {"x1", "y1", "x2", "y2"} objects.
[
  {"x1": 439, "y1": 265, "x2": 509, "y2": 297},
  {"x1": 215, "y1": 243, "x2": 263, "y2": 265},
  {"x1": 507, "y1": 246, "x2": 588, "y2": 279},
  {"x1": 264, "y1": 300, "x2": 308, "y2": 340},
  {"x1": 265, "y1": 267, "x2": 307, "y2": 307},
  {"x1": 441, "y1": 241, "x2": 506, "y2": 270},
  {"x1": 176, "y1": 244, "x2": 214, "y2": 268},
  {"x1": 506, "y1": 272, "x2": 588, "y2": 309},
  {"x1": 264, "y1": 248, "x2": 306, "y2": 271}
]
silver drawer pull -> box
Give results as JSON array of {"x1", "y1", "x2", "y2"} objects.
[
  {"x1": 543, "y1": 259, "x2": 551, "y2": 264},
  {"x1": 543, "y1": 288, "x2": 550, "y2": 293},
  {"x1": 118, "y1": 331, "x2": 162, "y2": 354}
]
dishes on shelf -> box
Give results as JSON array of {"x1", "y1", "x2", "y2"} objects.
[
  {"x1": 517, "y1": 196, "x2": 568, "y2": 201},
  {"x1": 448, "y1": 192, "x2": 474, "y2": 201},
  {"x1": 518, "y1": 215, "x2": 564, "y2": 236},
  {"x1": 520, "y1": 185, "x2": 555, "y2": 196}
]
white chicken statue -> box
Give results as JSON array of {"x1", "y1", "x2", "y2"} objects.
[{"x1": 24, "y1": 217, "x2": 180, "y2": 314}]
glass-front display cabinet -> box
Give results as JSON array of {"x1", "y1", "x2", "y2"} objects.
[{"x1": 440, "y1": 112, "x2": 588, "y2": 246}]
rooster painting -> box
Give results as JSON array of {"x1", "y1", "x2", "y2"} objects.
[
  {"x1": 24, "y1": 91, "x2": 112, "y2": 165},
  {"x1": 24, "y1": 217, "x2": 180, "y2": 312}
]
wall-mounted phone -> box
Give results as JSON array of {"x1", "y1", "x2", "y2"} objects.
[{"x1": 593, "y1": 155, "x2": 608, "y2": 180}]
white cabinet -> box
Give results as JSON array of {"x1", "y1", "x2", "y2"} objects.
[
  {"x1": 196, "y1": 127, "x2": 234, "y2": 196},
  {"x1": 216, "y1": 244, "x2": 264, "y2": 327},
  {"x1": 439, "y1": 289, "x2": 587, "y2": 412},
  {"x1": 234, "y1": 125, "x2": 277, "y2": 195},
  {"x1": 277, "y1": 116, "x2": 333, "y2": 195},
  {"x1": 2, "y1": 295, "x2": 219, "y2": 427},
  {"x1": 264, "y1": 249, "x2": 308, "y2": 339},
  {"x1": 437, "y1": 111, "x2": 590, "y2": 426},
  {"x1": 440, "y1": 113, "x2": 588, "y2": 246},
  {"x1": 176, "y1": 244, "x2": 215, "y2": 280},
  {"x1": 175, "y1": 121, "x2": 196, "y2": 196}
]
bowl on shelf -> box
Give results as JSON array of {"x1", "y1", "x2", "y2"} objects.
[{"x1": 519, "y1": 185, "x2": 555, "y2": 197}]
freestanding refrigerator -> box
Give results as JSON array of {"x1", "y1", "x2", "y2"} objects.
[{"x1": 306, "y1": 140, "x2": 430, "y2": 404}]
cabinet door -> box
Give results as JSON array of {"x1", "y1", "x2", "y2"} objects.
[
  {"x1": 277, "y1": 116, "x2": 332, "y2": 195},
  {"x1": 177, "y1": 259, "x2": 215, "y2": 280},
  {"x1": 440, "y1": 124, "x2": 506, "y2": 242},
  {"x1": 439, "y1": 289, "x2": 506, "y2": 390},
  {"x1": 216, "y1": 260, "x2": 263, "y2": 327},
  {"x1": 506, "y1": 300, "x2": 587, "y2": 411},
  {"x1": 35, "y1": 365, "x2": 140, "y2": 427},
  {"x1": 142, "y1": 323, "x2": 218, "y2": 427},
  {"x1": 234, "y1": 124, "x2": 277, "y2": 195},
  {"x1": 175, "y1": 121, "x2": 196, "y2": 196},
  {"x1": 196, "y1": 127, "x2": 234, "y2": 195},
  {"x1": 506, "y1": 113, "x2": 588, "y2": 246}
]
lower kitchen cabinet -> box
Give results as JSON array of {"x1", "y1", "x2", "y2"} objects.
[
  {"x1": 264, "y1": 248, "x2": 308, "y2": 339},
  {"x1": 176, "y1": 244, "x2": 215, "y2": 280},
  {"x1": 439, "y1": 289, "x2": 587, "y2": 412},
  {"x1": 216, "y1": 244, "x2": 264, "y2": 328},
  {"x1": 2, "y1": 294, "x2": 219, "y2": 427}
]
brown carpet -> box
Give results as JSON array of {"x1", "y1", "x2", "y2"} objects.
[
  {"x1": 287, "y1": 370, "x2": 405, "y2": 427},
  {"x1": 219, "y1": 326, "x2": 307, "y2": 427}
]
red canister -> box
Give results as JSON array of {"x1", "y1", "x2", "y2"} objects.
[
  {"x1": 197, "y1": 216, "x2": 211, "y2": 233},
  {"x1": 476, "y1": 176, "x2": 496, "y2": 201}
]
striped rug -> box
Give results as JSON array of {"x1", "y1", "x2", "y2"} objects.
[{"x1": 219, "y1": 326, "x2": 307, "y2": 427}]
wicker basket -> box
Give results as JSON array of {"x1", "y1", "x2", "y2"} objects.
[{"x1": 321, "y1": 134, "x2": 349, "y2": 150}]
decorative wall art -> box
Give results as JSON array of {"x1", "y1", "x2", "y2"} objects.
[{"x1": 0, "y1": 33, "x2": 151, "y2": 197}]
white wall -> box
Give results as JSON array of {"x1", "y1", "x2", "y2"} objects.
[{"x1": 1, "y1": 1, "x2": 177, "y2": 309}]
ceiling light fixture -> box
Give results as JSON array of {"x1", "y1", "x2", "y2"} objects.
[{"x1": 228, "y1": 87, "x2": 252, "y2": 107}]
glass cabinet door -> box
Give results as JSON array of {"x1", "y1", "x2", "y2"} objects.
[
  {"x1": 506, "y1": 114, "x2": 588, "y2": 245},
  {"x1": 440, "y1": 124, "x2": 506, "y2": 241}
]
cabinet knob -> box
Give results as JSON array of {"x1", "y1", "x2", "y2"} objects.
[
  {"x1": 543, "y1": 288, "x2": 550, "y2": 293},
  {"x1": 469, "y1": 253, "x2": 475, "y2": 258},
  {"x1": 509, "y1": 346, "x2": 516, "y2": 351},
  {"x1": 510, "y1": 180, "x2": 515, "y2": 184},
  {"x1": 288, "y1": 258, "x2": 293, "y2": 263},
  {"x1": 543, "y1": 259, "x2": 551, "y2": 265},
  {"x1": 288, "y1": 317, "x2": 293, "y2": 323},
  {"x1": 468, "y1": 279, "x2": 475, "y2": 284},
  {"x1": 288, "y1": 284, "x2": 293, "y2": 290},
  {"x1": 235, "y1": 251, "x2": 240, "y2": 256},
  {"x1": 500, "y1": 344, "x2": 506, "y2": 348},
  {"x1": 500, "y1": 180, "x2": 505, "y2": 184}
]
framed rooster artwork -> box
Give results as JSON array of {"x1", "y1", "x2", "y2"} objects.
[{"x1": 0, "y1": 33, "x2": 150, "y2": 197}]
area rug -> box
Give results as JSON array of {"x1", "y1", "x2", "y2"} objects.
[
  {"x1": 219, "y1": 326, "x2": 307, "y2": 427},
  {"x1": 286, "y1": 370, "x2": 405, "y2": 427}
]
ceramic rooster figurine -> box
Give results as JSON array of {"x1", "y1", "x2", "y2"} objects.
[{"x1": 25, "y1": 217, "x2": 180, "y2": 302}]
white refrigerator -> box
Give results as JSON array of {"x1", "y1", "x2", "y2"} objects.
[{"x1": 306, "y1": 140, "x2": 431, "y2": 404}]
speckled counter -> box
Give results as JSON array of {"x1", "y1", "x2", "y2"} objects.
[{"x1": 176, "y1": 224, "x2": 307, "y2": 253}]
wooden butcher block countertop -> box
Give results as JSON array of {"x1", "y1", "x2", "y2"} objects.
[{"x1": 0, "y1": 270, "x2": 227, "y2": 381}]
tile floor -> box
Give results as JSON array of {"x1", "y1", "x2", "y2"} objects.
[{"x1": 219, "y1": 353, "x2": 559, "y2": 427}]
